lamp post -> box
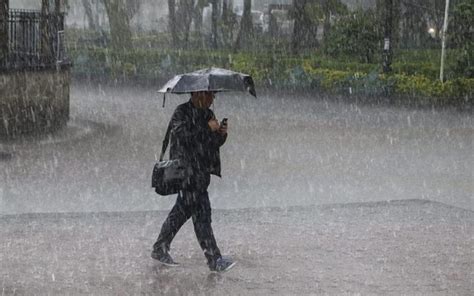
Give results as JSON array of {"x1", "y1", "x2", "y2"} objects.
[
  {"x1": 439, "y1": 0, "x2": 450, "y2": 82},
  {"x1": 382, "y1": 0, "x2": 393, "y2": 73}
]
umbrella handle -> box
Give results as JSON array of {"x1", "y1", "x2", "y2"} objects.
[{"x1": 162, "y1": 94, "x2": 166, "y2": 108}]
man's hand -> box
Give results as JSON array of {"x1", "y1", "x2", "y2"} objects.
[
  {"x1": 218, "y1": 122, "x2": 228, "y2": 135},
  {"x1": 208, "y1": 119, "x2": 220, "y2": 132}
]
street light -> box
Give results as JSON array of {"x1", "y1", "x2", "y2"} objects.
[
  {"x1": 439, "y1": 0, "x2": 450, "y2": 82},
  {"x1": 428, "y1": 27, "x2": 436, "y2": 38}
]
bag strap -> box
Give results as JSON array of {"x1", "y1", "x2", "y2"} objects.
[{"x1": 159, "y1": 121, "x2": 172, "y2": 161}]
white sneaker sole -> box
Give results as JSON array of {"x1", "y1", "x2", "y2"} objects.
[
  {"x1": 211, "y1": 261, "x2": 237, "y2": 273},
  {"x1": 160, "y1": 261, "x2": 180, "y2": 267},
  {"x1": 151, "y1": 254, "x2": 180, "y2": 267}
]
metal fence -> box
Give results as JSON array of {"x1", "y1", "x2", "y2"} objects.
[{"x1": 1, "y1": 9, "x2": 66, "y2": 69}]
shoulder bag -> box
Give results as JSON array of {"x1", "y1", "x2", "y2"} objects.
[{"x1": 151, "y1": 122, "x2": 186, "y2": 195}]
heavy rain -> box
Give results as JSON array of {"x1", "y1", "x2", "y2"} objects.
[{"x1": 1, "y1": 0, "x2": 472, "y2": 295}]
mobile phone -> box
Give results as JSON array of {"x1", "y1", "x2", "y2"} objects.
[{"x1": 221, "y1": 118, "x2": 228, "y2": 126}]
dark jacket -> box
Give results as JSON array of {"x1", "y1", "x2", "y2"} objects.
[{"x1": 169, "y1": 100, "x2": 227, "y2": 179}]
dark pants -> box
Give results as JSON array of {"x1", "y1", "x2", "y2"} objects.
[{"x1": 153, "y1": 176, "x2": 221, "y2": 266}]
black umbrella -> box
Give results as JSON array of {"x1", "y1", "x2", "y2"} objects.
[{"x1": 158, "y1": 67, "x2": 256, "y2": 107}]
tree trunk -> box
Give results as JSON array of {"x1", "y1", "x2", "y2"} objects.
[
  {"x1": 193, "y1": 0, "x2": 210, "y2": 48},
  {"x1": 235, "y1": 0, "x2": 252, "y2": 50},
  {"x1": 323, "y1": 0, "x2": 331, "y2": 40},
  {"x1": 432, "y1": 0, "x2": 444, "y2": 35},
  {"x1": 291, "y1": 0, "x2": 307, "y2": 54},
  {"x1": 54, "y1": 0, "x2": 61, "y2": 14},
  {"x1": 211, "y1": 0, "x2": 218, "y2": 49},
  {"x1": 179, "y1": 0, "x2": 194, "y2": 45},
  {"x1": 82, "y1": 0, "x2": 97, "y2": 30},
  {"x1": 168, "y1": 0, "x2": 177, "y2": 47},
  {"x1": 377, "y1": 0, "x2": 400, "y2": 49},
  {"x1": 222, "y1": 0, "x2": 228, "y2": 23},
  {"x1": 125, "y1": 0, "x2": 140, "y2": 20},
  {"x1": 221, "y1": 0, "x2": 236, "y2": 48},
  {"x1": 193, "y1": 3, "x2": 203, "y2": 41},
  {"x1": 102, "y1": 0, "x2": 132, "y2": 51},
  {"x1": 391, "y1": 0, "x2": 400, "y2": 49}
]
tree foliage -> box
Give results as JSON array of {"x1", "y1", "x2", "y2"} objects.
[
  {"x1": 450, "y1": 0, "x2": 473, "y2": 78},
  {"x1": 323, "y1": 9, "x2": 382, "y2": 63},
  {"x1": 82, "y1": 0, "x2": 96, "y2": 31},
  {"x1": 291, "y1": 0, "x2": 347, "y2": 54},
  {"x1": 168, "y1": 0, "x2": 195, "y2": 48},
  {"x1": 235, "y1": 0, "x2": 253, "y2": 50},
  {"x1": 291, "y1": 0, "x2": 319, "y2": 53},
  {"x1": 101, "y1": 0, "x2": 134, "y2": 50},
  {"x1": 176, "y1": 0, "x2": 195, "y2": 46},
  {"x1": 321, "y1": 0, "x2": 348, "y2": 39}
]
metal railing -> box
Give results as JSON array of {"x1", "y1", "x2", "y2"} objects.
[{"x1": 1, "y1": 9, "x2": 68, "y2": 69}]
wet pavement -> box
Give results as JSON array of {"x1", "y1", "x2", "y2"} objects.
[
  {"x1": 1, "y1": 199, "x2": 472, "y2": 295},
  {"x1": 1, "y1": 83, "x2": 472, "y2": 214},
  {"x1": 1, "y1": 82, "x2": 473, "y2": 294}
]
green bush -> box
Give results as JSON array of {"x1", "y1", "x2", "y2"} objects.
[
  {"x1": 67, "y1": 46, "x2": 473, "y2": 105},
  {"x1": 387, "y1": 74, "x2": 474, "y2": 104}
]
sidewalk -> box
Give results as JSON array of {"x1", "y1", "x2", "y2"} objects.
[{"x1": 1, "y1": 199, "x2": 472, "y2": 295}]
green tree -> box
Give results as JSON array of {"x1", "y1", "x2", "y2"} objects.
[
  {"x1": 321, "y1": 0, "x2": 348, "y2": 40},
  {"x1": 193, "y1": 0, "x2": 210, "y2": 42},
  {"x1": 168, "y1": 0, "x2": 177, "y2": 47},
  {"x1": 451, "y1": 0, "x2": 473, "y2": 77},
  {"x1": 235, "y1": 0, "x2": 253, "y2": 50},
  {"x1": 102, "y1": 0, "x2": 133, "y2": 50},
  {"x1": 291, "y1": 0, "x2": 345, "y2": 53},
  {"x1": 167, "y1": 0, "x2": 196, "y2": 48},
  {"x1": 82, "y1": 0, "x2": 97, "y2": 31},
  {"x1": 211, "y1": 0, "x2": 219, "y2": 49},
  {"x1": 323, "y1": 9, "x2": 382, "y2": 63},
  {"x1": 398, "y1": 0, "x2": 431, "y2": 49},
  {"x1": 220, "y1": 0, "x2": 238, "y2": 48},
  {"x1": 375, "y1": 0, "x2": 401, "y2": 49},
  {"x1": 431, "y1": 0, "x2": 446, "y2": 35},
  {"x1": 291, "y1": 0, "x2": 320, "y2": 54},
  {"x1": 175, "y1": 0, "x2": 194, "y2": 46}
]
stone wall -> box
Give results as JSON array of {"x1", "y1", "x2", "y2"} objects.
[{"x1": 0, "y1": 68, "x2": 70, "y2": 138}]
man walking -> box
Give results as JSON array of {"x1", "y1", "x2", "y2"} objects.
[{"x1": 152, "y1": 91, "x2": 236, "y2": 272}]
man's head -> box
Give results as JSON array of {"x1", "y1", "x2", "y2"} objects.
[{"x1": 191, "y1": 91, "x2": 215, "y2": 109}]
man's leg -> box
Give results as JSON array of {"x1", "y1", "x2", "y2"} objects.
[
  {"x1": 153, "y1": 192, "x2": 191, "y2": 254},
  {"x1": 192, "y1": 190, "x2": 222, "y2": 268}
]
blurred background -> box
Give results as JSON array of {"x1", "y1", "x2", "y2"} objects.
[{"x1": 3, "y1": 0, "x2": 472, "y2": 102}]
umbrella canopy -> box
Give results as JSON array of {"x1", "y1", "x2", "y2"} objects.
[{"x1": 158, "y1": 67, "x2": 257, "y2": 97}]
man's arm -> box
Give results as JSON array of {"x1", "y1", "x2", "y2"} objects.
[{"x1": 171, "y1": 106, "x2": 213, "y2": 145}]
